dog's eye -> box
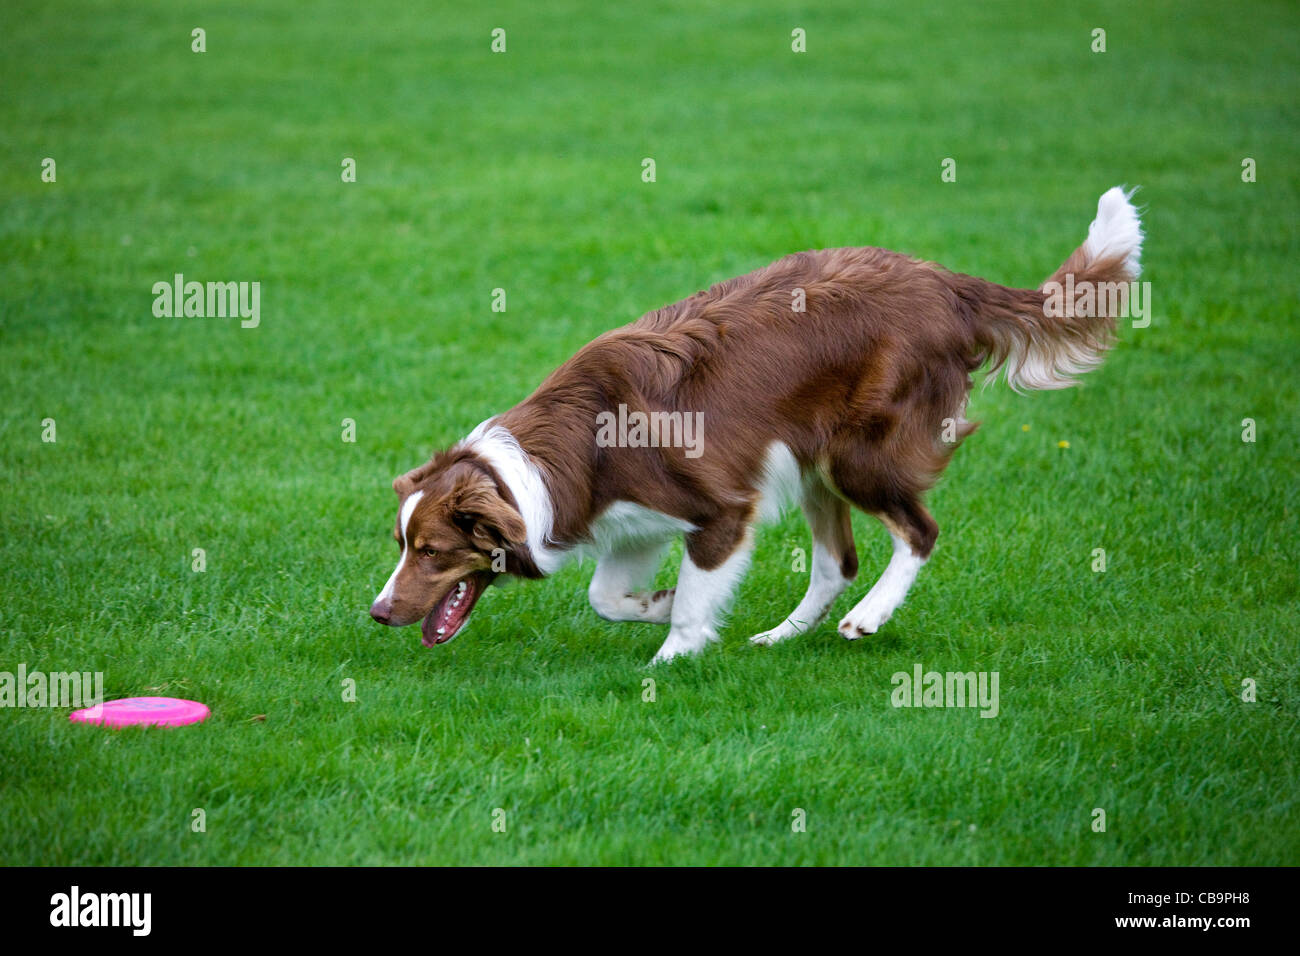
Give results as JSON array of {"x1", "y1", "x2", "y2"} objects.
[{"x1": 421, "y1": 547, "x2": 437, "y2": 558}]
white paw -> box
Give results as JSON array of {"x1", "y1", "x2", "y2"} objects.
[
  {"x1": 640, "y1": 588, "x2": 675, "y2": 624},
  {"x1": 649, "y1": 628, "x2": 712, "y2": 664},
  {"x1": 649, "y1": 645, "x2": 694, "y2": 665},
  {"x1": 837, "y1": 601, "x2": 894, "y2": 640},
  {"x1": 592, "y1": 588, "x2": 675, "y2": 624},
  {"x1": 749, "y1": 621, "x2": 803, "y2": 646}
]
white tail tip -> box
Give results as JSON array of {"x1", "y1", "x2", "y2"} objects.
[{"x1": 1083, "y1": 186, "x2": 1143, "y2": 279}]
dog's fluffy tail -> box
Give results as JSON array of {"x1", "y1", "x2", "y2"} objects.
[{"x1": 952, "y1": 187, "x2": 1144, "y2": 392}]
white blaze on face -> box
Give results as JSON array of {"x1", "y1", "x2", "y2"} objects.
[{"x1": 376, "y1": 490, "x2": 425, "y2": 604}]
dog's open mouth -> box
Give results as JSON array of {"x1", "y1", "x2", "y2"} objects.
[{"x1": 420, "y1": 571, "x2": 494, "y2": 646}]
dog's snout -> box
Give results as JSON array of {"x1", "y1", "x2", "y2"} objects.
[{"x1": 370, "y1": 600, "x2": 393, "y2": 625}]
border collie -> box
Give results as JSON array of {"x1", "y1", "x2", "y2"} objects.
[{"x1": 370, "y1": 188, "x2": 1143, "y2": 663}]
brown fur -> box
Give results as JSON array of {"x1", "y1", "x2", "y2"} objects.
[{"x1": 490, "y1": 240, "x2": 1125, "y2": 569}]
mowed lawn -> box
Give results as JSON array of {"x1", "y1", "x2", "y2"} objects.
[{"x1": 1, "y1": 0, "x2": 1297, "y2": 866}]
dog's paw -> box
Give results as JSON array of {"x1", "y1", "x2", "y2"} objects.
[
  {"x1": 591, "y1": 587, "x2": 675, "y2": 624},
  {"x1": 649, "y1": 627, "x2": 712, "y2": 664},
  {"x1": 644, "y1": 647, "x2": 686, "y2": 671},
  {"x1": 749, "y1": 622, "x2": 801, "y2": 646},
  {"x1": 837, "y1": 604, "x2": 893, "y2": 640},
  {"x1": 638, "y1": 587, "x2": 674, "y2": 624}
]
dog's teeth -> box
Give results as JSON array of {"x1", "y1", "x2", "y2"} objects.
[{"x1": 436, "y1": 627, "x2": 446, "y2": 635}]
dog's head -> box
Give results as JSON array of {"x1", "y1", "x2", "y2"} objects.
[{"x1": 369, "y1": 451, "x2": 528, "y2": 646}]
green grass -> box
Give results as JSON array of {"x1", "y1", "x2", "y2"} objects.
[{"x1": 1, "y1": 0, "x2": 1297, "y2": 865}]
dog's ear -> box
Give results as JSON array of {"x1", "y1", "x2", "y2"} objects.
[
  {"x1": 393, "y1": 461, "x2": 435, "y2": 497},
  {"x1": 451, "y1": 479, "x2": 527, "y2": 553}
]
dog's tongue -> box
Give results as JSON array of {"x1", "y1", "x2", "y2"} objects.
[
  {"x1": 420, "y1": 614, "x2": 442, "y2": 646},
  {"x1": 420, "y1": 573, "x2": 489, "y2": 646}
]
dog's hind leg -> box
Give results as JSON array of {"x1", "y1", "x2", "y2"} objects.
[
  {"x1": 837, "y1": 499, "x2": 937, "y2": 640},
  {"x1": 750, "y1": 477, "x2": 858, "y2": 646},
  {"x1": 588, "y1": 539, "x2": 675, "y2": 624}
]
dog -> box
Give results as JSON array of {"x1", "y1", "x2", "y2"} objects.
[{"x1": 370, "y1": 188, "x2": 1143, "y2": 663}]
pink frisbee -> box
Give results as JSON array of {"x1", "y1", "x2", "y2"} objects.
[{"x1": 69, "y1": 696, "x2": 210, "y2": 728}]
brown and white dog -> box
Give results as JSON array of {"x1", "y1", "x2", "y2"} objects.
[{"x1": 370, "y1": 188, "x2": 1143, "y2": 663}]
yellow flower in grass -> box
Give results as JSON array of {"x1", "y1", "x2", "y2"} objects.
[{"x1": 1058, "y1": 440, "x2": 1070, "y2": 449}]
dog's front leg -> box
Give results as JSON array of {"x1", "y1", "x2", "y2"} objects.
[
  {"x1": 651, "y1": 522, "x2": 753, "y2": 664},
  {"x1": 588, "y1": 539, "x2": 673, "y2": 623}
]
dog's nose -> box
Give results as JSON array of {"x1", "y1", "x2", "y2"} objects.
[{"x1": 370, "y1": 600, "x2": 392, "y2": 625}]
